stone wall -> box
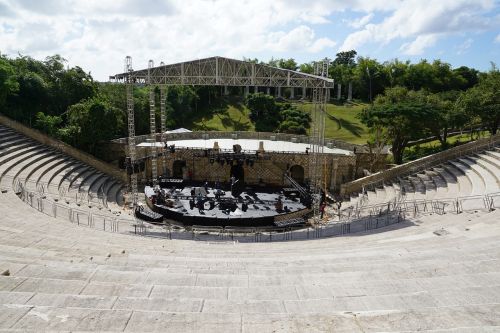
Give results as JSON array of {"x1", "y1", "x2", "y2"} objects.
[
  {"x1": 0, "y1": 113, "x2": 128, "y2": 183},
  {"x1": 340, "y1": 133, "x2": 500, "y2": 196},
  {"x1": 136, "y1": 146, "x2": 357, "y2": 190}
]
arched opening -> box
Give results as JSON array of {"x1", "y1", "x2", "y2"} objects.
[
  {"x1": 230, "y1": 162, "x2": 245, "y2": 184},
  {"x1": 172, "y1": 160, "x2": 186, "y2": 179},
  {"x1": 290, "y1": 165, "x2": 304, "y2": 184}
]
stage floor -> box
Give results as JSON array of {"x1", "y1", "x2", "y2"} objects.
[{"x1": 145, "y1": 184, "x2": 308, "y2": 227}]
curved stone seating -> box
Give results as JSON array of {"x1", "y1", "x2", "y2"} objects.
[
  {"x1": 1, "y1": 187, "x2": 500, "y2": 331},
  {"x1": 342, "y1": 146, "x2": 500, "y2": 213},
  {"x1": 448, "y1": 160, "x2": 485, "y2": 196},
  {"x1": 0, "y1": 125, "x2": 126, "y2": 213},
  {"x1": 459, "y1": 157, "x2": 499, "y2": 193},
  {"x1": 0, "y1": 149, "x2": 57, "y2": 190},
  {"x1": 21, "y1": 157, "x2": 68, "y2": 192}
]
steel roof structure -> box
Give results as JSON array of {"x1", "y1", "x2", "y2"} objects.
[
  {"x1": 112, "y1": 55, "x2": 330, "y2": 222},
  {"x1": 111, "y1": 56, "x2": 334, "y2": 88}
]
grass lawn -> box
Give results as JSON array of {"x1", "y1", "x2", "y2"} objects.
[
  {"x1": 192, "y1": 99, "x2": 371, "y2": 144},
  {"x1": 192, "y1": 103, "x2": 255, "y2": 132},
  {"x1": 296, "y1": 102, "x2": 370, "y2": 144}
]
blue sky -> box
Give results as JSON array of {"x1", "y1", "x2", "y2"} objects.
[{"x1": 0, "y1": 0, "x2": 499, "y2": 81}]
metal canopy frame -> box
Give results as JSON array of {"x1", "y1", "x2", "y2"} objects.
[
  {"x1": 111, "y1": 56, "x2": 333, "y2": 88},
  {"x1": 114, "y1": 56, "x2": 331, "y2": 225}
]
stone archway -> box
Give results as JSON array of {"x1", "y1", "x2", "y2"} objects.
[
  {"x1": 290, "y1": 164, "x2": 304, "y2": 183},
  {"x1": 172, "y1": 160, "x2": 186, "y2": 179}
]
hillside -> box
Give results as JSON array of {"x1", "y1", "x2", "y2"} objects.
[{"x1": 192, "y1": 98, "x2": 370, "y2": 144}]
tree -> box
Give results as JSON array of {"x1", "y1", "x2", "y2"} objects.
[
  {"x1": 0, "y1": 57, "x2": 18, "y2": 110},
  {"x1": 457, "y1": 67, "x2": 500, "y2": 135},
  {"x1": 333, "y1": 50, "x2": 357, "y2": 66},
  {"x1": 65, "y1": 96, "x2": 123, "y2": 153},
  {"x1": 164, "y1": 85, "x2": 199, "y2": 129},
  {"x1": 278, "y1": 107, "x2": 311, "y2": 134},
  {"x1": 354, "y1": 57, "x2": 388, "y2": 102},
  {"x1": 453, "y1": 66, "x2": 479, "y2": 90},
  {"x1": 360, "y1": 87, "x2": 437, "y2": 164},
  {"x1": 299, "y1": 63, "x2": 314, "y2": 74},
  {"x1": 278, "y1": 58, "x2": 298, "y2": 71},
  {"x1": 246, "y1": 93, "x2": 280, "y2": 132},
  {"x1": 34, "y1": 112, "x2": 62, "y2": 136}
]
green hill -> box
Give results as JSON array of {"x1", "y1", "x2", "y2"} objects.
[{"x1": 193, "y1": 99, "x2": 370, "y2": 145}]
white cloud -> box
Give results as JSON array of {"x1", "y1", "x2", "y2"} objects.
[
  {"x1": 400, "y1": 34, "x2": 438, "y2": 55},
  {"x1": 0, "y1": 0, "x2": 497, "y2": 80},
  {"x1": 339, "y1": 0, "x2": 495, "y2": 52},
  {"x1": 495, "y1": 34, "x2": 500, "y2": 43},
  {"x1": 346, "y1": 13, "x2": 374, "y2": 29},
  {"x1": 0, "y1": 0, "x2": 348, "y2": 80},
  {"x1": 456, "y1": 38, "x2": 473, "y2": 55}
]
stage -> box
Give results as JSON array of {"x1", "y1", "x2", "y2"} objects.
[{"x1": 144, "y1": 179, "x2": 310, "y2": 227}]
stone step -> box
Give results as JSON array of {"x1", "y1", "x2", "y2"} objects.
[
  {"x1": 449, "y1": 159, "x2": 486, "y2": 196},
  {"x1": 443, "y1": 162, "x2": 473, "y2": 196},
  {"x1": 461, "y1": 156, "x2": 500, "y2": 193}
]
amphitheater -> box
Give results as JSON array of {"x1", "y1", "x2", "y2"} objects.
[{"x1": 1, "y1": 121, "x2": 500, "y2": 332}]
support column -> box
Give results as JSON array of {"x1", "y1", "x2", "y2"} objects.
[
  {"x1": 302, "y1": 86, "x2": 306, "y2": 99},
  {"x1": 290, "y1": 88, "x2": 294, "y2": 99},
  {"x1": 277, "y1": 86, "x2": 281, "y2": 98},
  {"x1": 330, "y1": 159, "x2": 339, "y2": 191},
  {"x1": 348, "y1": 82, "x2": 352, "y2": 101},
  {"x1": 244, "y1": 86, "x2": 249, "y2": 97},
  {"x1": 224, "y1": 85, "x2": 229, "y2": 95},
  {"x1": 148, "y1": 60, "x2": 157, "y2": 185},
  {"x1": 337, "y1": 84, "x2": 341, "y2": 100},
  {"x1": 160, "y1": 86, "x2": 167, "y2": 176},
  {"x1": 266, "y1": 87, "x2": 270, "y2": 95},
  {"x1": 254, "y1": 86, "x2": 258, "y2": 93}
]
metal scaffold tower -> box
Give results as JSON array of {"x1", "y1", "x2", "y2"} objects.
[
  {"x1": 114, "y1": 56, "x2": 334, "y2": 215},
  {"x1": 159, "y1": 62, "x2": 167, "y2": 176},
  {"x1": 309, "y1": 58, "x2": 329, "y2": 222},
  {"x1": 148, "y1": 60, "x2": 158, "y2": 186},
  {"x1": 125, "y1": 56, "x2": 138, "y2": 208}
]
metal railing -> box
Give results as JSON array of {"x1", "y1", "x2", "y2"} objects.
[
  {"x1": 341, "y1": 135, "x2": 500, "y2": 196},
  {"x1": 8, "y1": 175, "x2": 500, "y2": 243}
]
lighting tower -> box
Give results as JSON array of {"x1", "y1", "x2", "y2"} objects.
[
  {"x1": 125, "y1": 56, "x2": 138, "y2": 208},
  {"x1": 309, "y1": 58, "x2": 329, "y2": 222},
  {"x1": 148, "y1": 60, "x2": 158, "y2": 185},
  {"x1": 159, "y1": 61, "x2": 167, "y2": 176}
]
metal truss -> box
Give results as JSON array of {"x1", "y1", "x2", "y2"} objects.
[
  {"x1": 118, "y1": 56, "x2": 332, "y2": 222},
  {"x1": 159, "y1": 79, "x2": 167, "y2": 176},
  {"x1": 148, "y1": 60, "x2": 158, "y2": 186},
  {"x1": 309, "y1": 59, "x2": 329, "y2": 223},
  {"x1": 112, "y1": 56, "x2": 334, "y2": 88},
  {"x1": 125, "y1": 56, "x2": 138, "y2": 209}
]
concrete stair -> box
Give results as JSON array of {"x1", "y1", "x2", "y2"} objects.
[
  {"x1": 0, "y1": 124, "x2": 126, "y2": 213},
  {"x1": 342, "y1": 146, "x2": 500, "y2": 212},
  {"x1": 1, "y1": 187, "x2": 500, "y2": 331}
]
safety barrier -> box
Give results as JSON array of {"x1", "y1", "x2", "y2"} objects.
[{"x1": 11, "y1": 177, "x2": 499, "y2": 243}]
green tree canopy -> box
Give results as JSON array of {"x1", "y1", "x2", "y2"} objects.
[
  {"x1": 456, "y1": 66, "x2": 500, "y2": 135},
  {"x1": 360, "y1": 87, "x2": 439, "y2": 164},
  {"x1": 246, "y1": 93, "x2": 281, "y2": 132}
]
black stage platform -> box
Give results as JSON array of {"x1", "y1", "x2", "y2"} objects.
[{"x1": 144, "y1": 179, "x2": 310, "y2": 227}]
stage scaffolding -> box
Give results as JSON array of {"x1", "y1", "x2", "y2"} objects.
[{"x1": 111, "y1": 56, "x2": 333, "y2": 221}]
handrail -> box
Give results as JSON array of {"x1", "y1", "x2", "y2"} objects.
[{"x1": 341, "y1": 134, "x2": 500, "y2": 196}]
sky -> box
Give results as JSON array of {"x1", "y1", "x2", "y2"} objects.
[{"x1": 0, "y1": 0, "x2": 499, "y2": 81}]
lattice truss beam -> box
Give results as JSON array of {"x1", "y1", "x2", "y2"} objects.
[
  {"x1": 309, "y1": 59, "x2": 329, "y2": 221},
  {"x1": 112, "y1": 56, "x2": 334, "y2": 88},
  {"x1": 120, "y1": 56, "x2": 332, "y2": 214}
]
